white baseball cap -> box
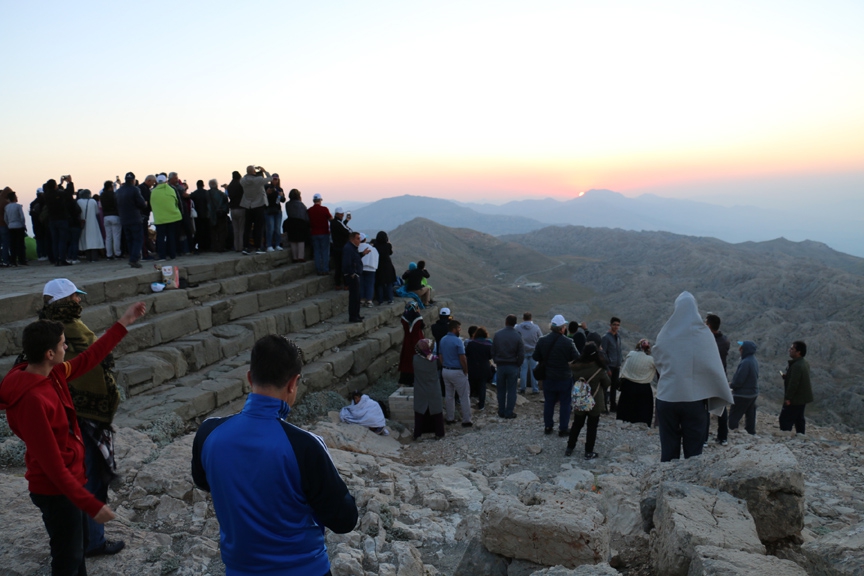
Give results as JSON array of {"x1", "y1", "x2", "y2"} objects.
[
  {"x1": 550, "y1": 314, "x2": 567, "y2": 328},
  {"x1": 440, "y1": 307, "x2": 451, "y2": 316},
  {"x1": 313, "y1": 193, "x2": 322, "y2": 201},
  {"x1": 43, "y1": 279, "x2": 87, "y2": 304}
]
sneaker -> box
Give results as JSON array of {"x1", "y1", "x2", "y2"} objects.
[
  {"x1": 558, "y1": 429, "x2": 569, "y2": 437},
  {"x1": 565, "y1": 447, "x2": 574, "y2": 457},
  {"x1": 276, "y1": 246, "x2": 284, "y2": 251},
  {"x1": 544, "y1": 427, "x2": 553, "y2": 435},
  {"x1": 720, "y1": 440, "x2": 728, "y2": 446},
  {"x1": 38, "y1": 256, "x2": 48, "y2": 261},
  {"x1": 70, "y1": 259, "x2": 80, "y2": 264},
  {"x1": 503, "y1": 413, "x2": 517, "y2": 419},
  {"x1": 130, "y1": 261, "x2": 142, "y2": 268},
  {"x1": 584, "y1": 452, "x2": 599, "y2": 460},
  {"x1": 461, "y1": 422, "x2": 473, "y2": 428},
  {"x1": 242, "y1": 250, "x2": 250, "y2": 255},
  {"x1": 445, "y1": 420, "x2": 456, "y2": 425},
  {"x1": 266, "y1": 247, "x2": 274, "y2": 252},
  {"x1": 255, "y1": 249, "x2": 266, "y2": 254},
  {"x1": 85, "y1": 540, "x2": 125, "y2": 557}
]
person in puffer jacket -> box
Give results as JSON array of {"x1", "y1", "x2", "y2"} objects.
[{"x1": 728, "y1": 340, "x2": 759, "y2": 435}]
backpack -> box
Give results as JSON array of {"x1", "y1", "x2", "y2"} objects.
[{"x1": 571, "y1": 368, "x2": 603, "y2": 412}]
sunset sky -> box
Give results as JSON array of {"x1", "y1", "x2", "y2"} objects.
[{"x1": 2, "y1": 0, "x2": 863, "y2": 212}]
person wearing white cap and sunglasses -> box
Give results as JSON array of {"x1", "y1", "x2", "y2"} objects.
[
  {"x1": 533, "y1": 314, "x2": 579, "y2": 436},
  {"x1": 35, "y1": 279, "x2": 132, "y2": 558}
]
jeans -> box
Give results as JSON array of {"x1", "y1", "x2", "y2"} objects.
[
  {"x1": 779, "y1": 404, "x2": 806, "y2": 434},
  {"x1": 656, "y1": 399, "x2": 708, "y2": 461},
  {"x1": 728, "y1": 396, "x2": 757, "y2": 435},
  {"x1": 543, "y1": 378, "x2": 572, "y2": 431},
  {"x1": 30, "y1": 493, "x2": 89, "y2": 576},
  {"x1": 123, "y1": 223, "x2": 143, "y2": 264},
  {"x1": 312, "y1": 234, "x2": 330, "y2": 273},
  {"x1": 50, "y1": 220, "x2": 70, "y2": 264},
  {"x1": 376, "y1": 282, "x2": 393, "y2": 304},
  {"x1": 361, "y1": 271, "x2": 376, "y2": 301},
  {"x1": 67, "y1": 226, "x2": 82, "y2": 261},
  {"x1": 82, "y1": 429, "x2": 108, "y2": 554},
  {"x1": 443, "y1": 368, "x2": 472, "y2": 423},
  {"x1": 265, "y1": 212, "x2": 281, "y2": 249},
  {"x1": 103, "y1": 215, "x2": 122, "y2": 257},
  {"x1": 496, "y1": 364, "x2": 519, "y2": 417},
  {"x1": 519, "y1": 356, "x2": 538, "y2": 392},
  {"x1": 155, "y1": 221, "x2": 177, "y2": 259}
]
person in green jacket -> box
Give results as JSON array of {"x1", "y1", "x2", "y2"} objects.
[
  {"x1": 150, "y1": 174, "x2": 182, "y2": 260},
  {"x1": 779, "y1": 340, "x2": 813, "y2": 434}
]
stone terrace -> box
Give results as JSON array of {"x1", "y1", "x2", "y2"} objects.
[{"x1": 0, "y1": 253, "x2": 443, "y2": 429}]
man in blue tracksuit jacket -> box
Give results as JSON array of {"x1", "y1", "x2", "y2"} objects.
[{"x1": 192, "y1": 335, "x2": 358, "y2": 576}]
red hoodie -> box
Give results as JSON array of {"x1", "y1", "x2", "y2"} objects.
[{"x1": 0, "y1": 323, "x2": 127, "y2": 518}]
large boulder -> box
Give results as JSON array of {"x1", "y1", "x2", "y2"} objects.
[
  {"x1": 310, "y1": 420, "x2": 403, "y2": 458},
  {"x1": 801, "y1": 521, "x2": 864, "y2": 575},
  {"x1": 641, "y1": 443, "x2": 804, "y2": 544},
  {"x1": 650, "y1": 482, "x2": 765, "y2": 576},
  {"x1": 481, "y1": 489, "x2": 609, "y2": 568},
  {"x1": 530, "y1": 565, "x2": 619, "y2": 576},
  {"x1": 688, "y1": 545, "x2": 808, "y2": 575}
]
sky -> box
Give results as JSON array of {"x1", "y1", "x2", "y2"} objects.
[{"x1": 2, "y1": 0, "x2": 863, "y2": 214}]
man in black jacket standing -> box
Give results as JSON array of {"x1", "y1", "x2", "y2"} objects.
[
  {"x1": 342, "y1": 232, "x2": 367, "y2": 323},
  {"x1": 330, "y1": 208, "x2": 351, "y2": 288},
  {"x1": 116, "y1": 172, "x2": 148, "y2": 268},
  {"x1": 533, "y1": 315, "x2": 579, "y2": 436}
]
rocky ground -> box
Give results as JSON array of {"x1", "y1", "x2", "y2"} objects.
[{"x1": 2, "y1": 381, "x2": 864, "y2": 575}]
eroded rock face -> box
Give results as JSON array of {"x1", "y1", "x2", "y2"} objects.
[
  {"x1": 481, "y1": 489, "x2": 609, "y2": 568},
  {"x1": 801, "y1": 521, "x2": 864, "y2": 576},
  {"x1": 649, "y1": 482, "x2": 765, "y2": 576},
  {"x1": 689, "y1": 545, "x2": 808, "y2": 576},
  {"x1": 641, "y1": 443, "x2": 804, "y2": 544},
  {"x1": 529, "y1": 565, "x2": 620, "y2": 575}
]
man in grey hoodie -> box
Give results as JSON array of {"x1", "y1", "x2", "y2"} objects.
[
  {"x1": 515, "y1": 312, "x2": 543, "y2": 394},
  {"x1": 728, "y1": 340, "x2": 759, "y2": 435}
]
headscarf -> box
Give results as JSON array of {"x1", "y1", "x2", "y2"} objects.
[
  {"x1": 408, "y1": 262, "x2": 417, "y2": 270},
  {"x1": 577, "y1": 341, "x2": 606, "y2": 369},
  {"x1": 415, "y1": 338, "x2": 437, "y2": 362},
  {"x1": 653, "y1": 291, "x2": 733, "y2": 414},
  {"x1": 637, "y1": 339, "x2": 651, "y2": 353}
]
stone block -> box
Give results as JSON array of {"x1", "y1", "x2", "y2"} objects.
[
  {"x1": 186, "y1": 283, "x2": 221, "y2": 301},
  {"x1": 303, "y1": 303, "x2": 320, "y2": 326},
  {"x1": 80, "y1": 305, "x2": 117, "y2": 334},
  {"x1": 301, "y1": 361, "x2": 333, "y2": 392},
  {"x1": 281, "y1": 306, "x2": 307, "y2": 332},
  {"x1": 366, "y1": 349, "x2": 398, "y2": 384},
  {"x1": 155, "y1": 309, "x2": 201, "y2": 343},
  {"x1": 115, "y1": 322, "x2": 157, "y2": 355},
  {"x1": 314, "y1": 297, "x2": 333, "y2": 320},
  {"x1": 640, "y1": 443, "x2": 804, "y2": 544},
  {"x1": 283, "y1": 281, "x2": 310, "y2": 305},
  {"x1": 348, "y1": 340, "x2": 380, "y2": 375},
  {"x1": 801, "y1": 520, "x2": 864, "y2": 576},
  {"x1": 201, "y1": 379, "x2": 245, "y2": 406},
  {"x1": 103, "y1": 276, "x2": 141, "y2": 299},
  {"x1": 195, "y1": 306, "x2": 213, "y2": 331},
  {"x1": 248, "y1": 272, "x2": 272, "y2": 291},
  {"x1": 482, "y1": 490, "x2": 609, "y2": 568},
  {"x1": 177, "y1": 334, "x2": 222, "y2": 370},
  {"x1": 80, "y1": 282, "x2": 106, "y2": 305},
  {"x1": 689, "y1": 545, "x2": 807, "y2": 576},
  {"x1": 327, "y1": 350, "x2": 356, "y2": 378},
  {"x1": 151, "y1": 289, "x2": 190, "y2": 314},
  {"x1": 367, "y1": 329, "x2": 392, "y2": 353},
  {"x1": 388, "y1": 387, "x2": 415, "y2": 427},
  {"x1": 186, "y1": 263, "x2": 217, "y2": 283},
  {"x1": 220, "y1": 276, "x2": 249, "y2": 295},
  {"x1": 150, "y1": 346, "x2": 190, "y2": 380},
  {"x1": 237, "y1": 315, "x2": 277, "y2": 342},
  {"x1": 119, "y1": 354, "x2": 177, "y2": 396},
  {"x1": 228, "y1": 293, "x2": 260, "y2": 320},
  {"x1": 650, "y1": 482, "x2": 765, "y2": 576},
  {"x1": 168, "y1": 387, "x2": 217, "y2": 420},
  {"x1": 597, "y1": 474, "x2": 643, "y2": 537},
  {"x1": 258, "y1": 287, "x2": 288, "y2": 311},
  {"x1": 330, "y1": 293, "x2": 349, "y2": 315},
  {"x1": 211, "y1": 325, "x2": 255, "y2": 358},
  {"x1": 205, "y1": 300, "x2": 232, "y2": 326}
]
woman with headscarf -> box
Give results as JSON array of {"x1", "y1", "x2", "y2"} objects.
[
  {"x1": 77, "y1": 189, "x2": 104, "y2": 262},
  {"x1": 283, "y1": 189, "x2": 309, "y2": 263},
  {"x1": 565, "y1": 342, "x2": 610, "y2": 459},
  {"x1": 372, "y1": 231, "x2": 396, "y2": 305},
  {"x1": 413, "y1": 339, "x2": 445, "y2": 440},
  {"x1": 398, "y1": 301, "x2": 425, "y2": 385},
  {"x1": 653, "y1": 291, "x2": 734, "y2": 462},
  {"x1": 465, "y1": 326, "x2": 493, "y2": 410},
  {"x1": 616, "y1": 339, "x2": 658, "y2": 426},
  {"x1": 37, "y1": 278, "x2": 125, "y2": 556}
]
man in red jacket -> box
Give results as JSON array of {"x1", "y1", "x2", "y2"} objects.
[{"x1": 0, "y1": 301, "x2": 146, "y2": 576}]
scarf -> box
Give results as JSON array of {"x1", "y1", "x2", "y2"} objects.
[{"x1": 415, "y1": 338, "x2": 438, "y2": 362}]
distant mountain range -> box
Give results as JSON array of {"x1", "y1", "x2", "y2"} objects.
[
  {"x1": 349, "y1": 191, "x2": 864, "y2": 258},
  {"x1": 389, "y1": 217, "x2": 864, "y2": 432}
]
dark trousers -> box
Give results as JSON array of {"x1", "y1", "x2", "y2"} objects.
[
  {"x1": 332, "y1": 248, "x2": 344, "y2": 285},
  {"x1": 8, "y1": 227, "x2": 27, "y2": 264},
  {"x1": 67, "y1": 226, "x2": 81, "y2": 261},
  {"x1": 155, "y1": 221, "x2": 177, "y2": 259},
  {"x1": 193, "y1": 217, "x2": 211, "y2": 252},
  {"x1": 656, "y1": 399, "x2": 708, "y2": 462},
  {"x1": 567, "y1": 413, "x2": 600, "y2": 453},
  {"x1": 728, "y1": 396, "x2": 757, "y2": 435},
  {"x1": 34, "y1": 221, "x2": 49, "y2": 258},
  {"x1": 375, "y1": 282, "x2": 393, "y2": 304},
  {"x1": 607, "y1": 367, "x2": 620, "y2": 411},
  {"x1": 243, "y1": 206, "x2": 265, "y2": 251},
  {"x1": 705, "y1": 406, "x2": 729, "y2": 443},
  {"x1": 211, "y1": 215, "x2": 229, "y2": 252},
  {"x1": 346, "y1": 274, "x2": 361, "y2": 320},
  {"x1": 779, "y1": 404, "x2": 806, "y2": 434},
  {"x1": 468, "y1": 375, "x2": 486, "y2": 409},
  {"x1": 30, "y1": 493, "x2": 89, "y2": 576},
  {"x1": 543, "y1": 378, "x2": 572, "y2": 431},
  {"x1": 123, "y1": 223, "x2": 143, "y2": 264},
  {"x1": 82, "y1": 429, "x2": 109, "y2": 553},
  {"x1": 50, "y1": 220, "x2": 70, "y2": 264}
]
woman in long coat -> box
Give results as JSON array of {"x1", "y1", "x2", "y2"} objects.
[
  {"x1": 616, "y1": 339, "x2": 657, "y2": 426},
  {"x1": 77, "y1": 189, "x2": 104, "y2": 261},
  {"x1": 399, "y1": 301, "x2": 425, "y2": 385},
  {"x1": 373, "y1": 231, "x2": 397, "y2": 304},
  {"x1": 413, "y1": 339, "x2": 445, "y2": 440},
  {"x1": 283, "y1": 189, "x2": 309, "y2": 262}
]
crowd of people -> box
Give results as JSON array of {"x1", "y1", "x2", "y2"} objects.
[{"x1": 397, "y1": 294, "x2": 813, "y2": 464}]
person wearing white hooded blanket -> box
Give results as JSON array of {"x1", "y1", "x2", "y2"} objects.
[
  {"x1": 340, "y1": 391, "x2": 389, "y2": 435},
  {"x1": 653, "y1": 291, "x2": 733, "y2": 462}
]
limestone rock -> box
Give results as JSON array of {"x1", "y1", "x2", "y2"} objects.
[
  {"x1": 529, "y1": 564, "x2": 620, "y2": 575},
  {"x1": 641, "y1": 443, "x2": 804, "y2": 543},
  {"x1": 310, "y1": 420, "x2": 403, "y2": 458},
  {"x1": 133, "y1": 434, "x2": 195, "y2": 499},
  {"x1": 481, "y1": 490, "x2": 609, "y2": 568},
  {"x1": 650, "y1": 482, "x2": 766, "y2": 576},
  {"x1": 688, "y1": 545, "x2": 808, "y2": 575},
  {"x1": 597, "y1": 474, "x2": 642, "y2": 537},
  {"x1": 801, "y1": 521, "x2": 864, "y2": 575},
  {"x1": 453, "y1": 536, "x2": 509, "y2": 576}
]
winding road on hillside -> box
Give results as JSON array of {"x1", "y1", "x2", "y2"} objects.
[{"x1": 440, "y1": 260, "x2": 566, "y2": 297}]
